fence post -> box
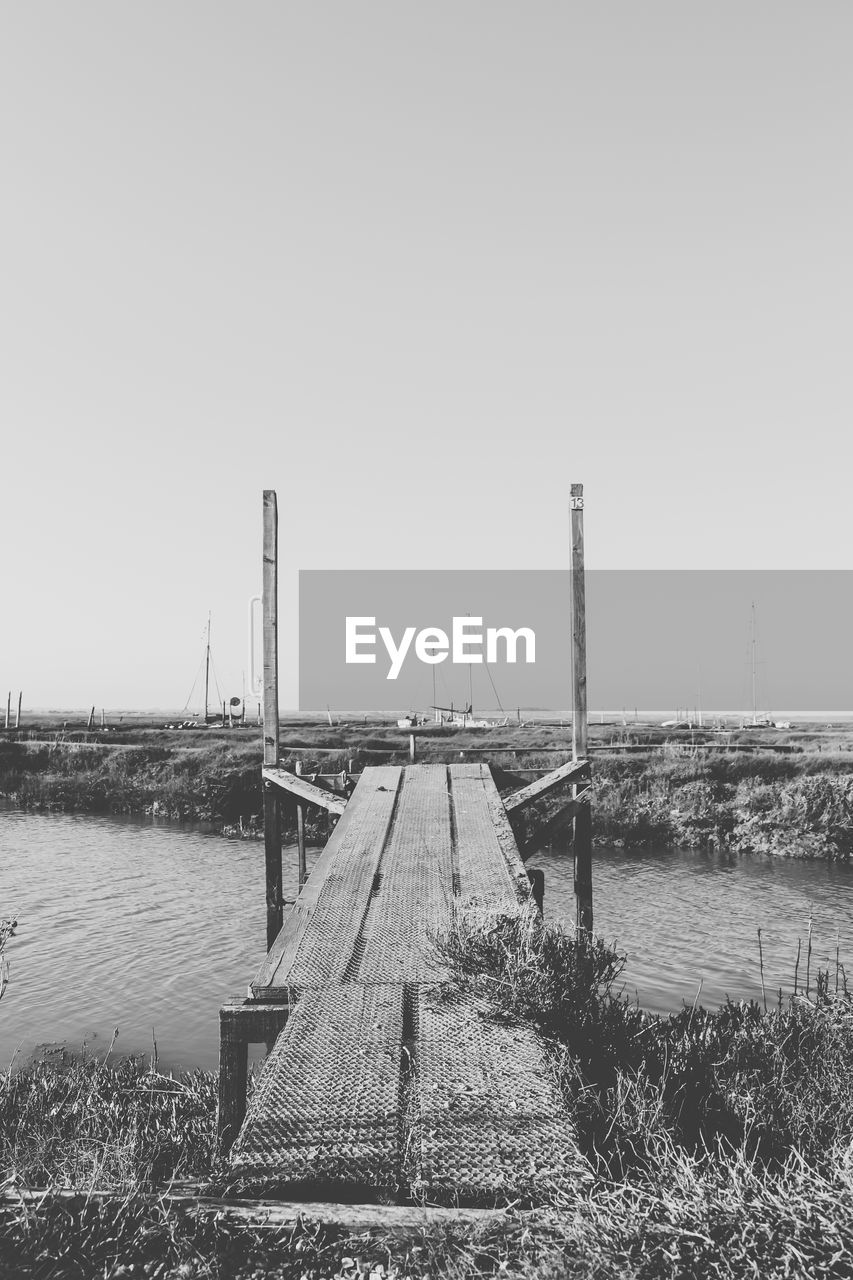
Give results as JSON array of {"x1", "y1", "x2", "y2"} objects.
[{"x1": 295, "y1": 760, "x2": 307, "y2": 888}]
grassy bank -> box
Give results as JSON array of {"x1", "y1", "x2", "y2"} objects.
[
  {"x1": 592, "y1": 745, "x2": 853, "y2": 858},
  {"x1": 3, "y1": 721, "x2": 853, "y2": 857},
  {"x1": 2, "y1": 911, "x2": 852, "y2": 1277}
]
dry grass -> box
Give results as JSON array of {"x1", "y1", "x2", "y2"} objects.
[{"x1": 3, "y1": 911, "x2": 853, "y2": 1276}]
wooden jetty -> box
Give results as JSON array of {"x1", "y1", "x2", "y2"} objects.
[{"x1": 217, "y1": 489, "x2": 593, "y2": 1209}]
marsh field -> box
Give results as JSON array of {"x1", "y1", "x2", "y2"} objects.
[
  {"x1": 3, "y1": 713, "x2": 853, "y2": 858},
  {"x1": 2, "y1": 716, "x2": 853, "y2": 1277}
]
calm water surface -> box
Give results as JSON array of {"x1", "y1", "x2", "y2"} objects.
[
  {"x1": 2, "y1": 809, "x2": 853, "y2": 1070},
  {"x1": 0, "y1": 809, "x2": 320, "y2": 1072},
  {"x1": 530, "y1": 844, "x2": 853, "y2": 1013}
]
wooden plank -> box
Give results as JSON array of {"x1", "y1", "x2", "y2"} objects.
[
  {"x1": 479, "y1": 766, "x2": 534, "y2": 903},
  {"x1": 448, "y1": 764, "x2": 516, "y2": 902},
  {"x1": 263, "y1": 767, "x2": 347, "y2": 815},
  {"x1": 252, "y1": 767, "x2": 401, "y2": 996},
  {"x1": 502, "y1": 758, "x2": 590, "y2": 816},
  {"x1": 353, "y1": 764, "x2": 454, "y2": 983},
  {"x1": 0, "y1": 1189, "x2": 507, "y2": 1234}
]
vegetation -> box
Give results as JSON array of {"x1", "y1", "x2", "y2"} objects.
[
  {"x1": 2, "y1": 911, "x2": 852, "y2": 1277},
  {"x1": 3, "y1": 718, "x2": 853, "y2": 856},
  {"x1": 592, "y1": 745, "x2": 853, "y2": 858}
]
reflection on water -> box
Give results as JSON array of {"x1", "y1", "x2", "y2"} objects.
[
  {"x1": 0, "y1": 809, "x2": 319, "y2": 1072},
  {"x1": 528, "y1": 843, "x2": 853, "y2": 1014},
  {"x1": 3, "y1": 809, "x2": 853, "y2": 1071}
]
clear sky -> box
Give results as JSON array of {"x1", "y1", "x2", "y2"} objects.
[{"x1": 3, "y1": 3, "x2": 852, "y2": 710}]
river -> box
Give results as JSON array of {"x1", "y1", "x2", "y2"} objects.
[{"x1": 2, "y1": 809, "x2": 852, "y2": 1071}]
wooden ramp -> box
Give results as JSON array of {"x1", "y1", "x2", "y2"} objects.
[{"x1": 224, "y1": 763, "x2": 588, "y2": 1206}]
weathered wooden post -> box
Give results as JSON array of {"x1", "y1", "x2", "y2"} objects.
[
  {"x1": 262, "y1": 490, "x2": 283, "y2": 950},
  {"x1": 4, "y1": 693, "x2": 9, "y2": 730},
  {"x1": 295, "y1": 760, "x2": 307, "y2": 889},
  {"x1": 16, "y1": 693, "x2": 22, "y2": 730},
  {"x1": 571, "y1": 482, "x2": 593, "y2": 932},
  {"x1": 409, "y1": 733, "x2": 416, "y2": 762}
]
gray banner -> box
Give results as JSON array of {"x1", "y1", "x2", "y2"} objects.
[{"x1": 298, "y1": 570, "x2": 853, "y2": 715}]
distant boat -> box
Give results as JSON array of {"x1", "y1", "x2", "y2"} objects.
[{"x1": 397, "y1": 713, "x2": 429, "y2": 729}]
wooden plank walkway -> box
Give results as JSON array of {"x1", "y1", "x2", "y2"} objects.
[{"x1": 227, "y1": 763, "x2": 588, "y2": 1205}]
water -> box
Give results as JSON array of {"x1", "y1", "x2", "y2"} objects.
[
  {"x1": 2, "y1": 811, "x2": 853, "y2": 1072},
  {"x1": 0, "y1": 809, "x2": 320, "y2": 1072},
  {"x1": 529, "y1": 844, "x2": 853, "y2": 1014}
]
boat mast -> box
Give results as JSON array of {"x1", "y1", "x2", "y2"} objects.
[
  {"x1": 751, "y1": 602, "x2": 757, "y2": 725},
  {"x1": 204, "y1": 612, "x2": 211, "y2": 724}
]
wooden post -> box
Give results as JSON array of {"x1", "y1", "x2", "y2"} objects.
[
  {"x1": 217, "y1": 998, "x2": 289, "y2": 1153},
  {"x1": 295, "y1": 760, "x2": 307, "y2": 889},
  {"x1": 409, "y1": 733, "x2": 416, "y2": 762},
  {"x1": 570, "y1": 482, "x2": 593, "y2": 932},
  {"x1": 263, "y1": 490, "x2": 283, "y2": 950},
  {"x1": 527, "y1": 867, "x2": 545, "y2": 913},
  {"x1": 4, "y1": 693, "x2": 9, "y2": 730},
  {"x1": 16, "y1": 693, "x2": 22, "y2": 730}
]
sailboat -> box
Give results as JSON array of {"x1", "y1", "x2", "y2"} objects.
[
  {"x1": 430, "y1": 661, "x2": 508, "y2": 728},
  {"x1": 178, "y1": 614, "x2": 243, "y2": 726},
  {"x1": 742, "y1": 603, "x2": 773, "y2": 729}
]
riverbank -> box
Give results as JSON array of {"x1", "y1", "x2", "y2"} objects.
[
  {"x1": 2, "y1": 911, "x2": 851, "y2": 1277},
  {"x1": 2, "y1": 719, "x2": 853, "y2": 857}
]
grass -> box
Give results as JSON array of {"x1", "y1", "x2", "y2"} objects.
[
  {"x1": 5, "y1": 720, "x2": 853, "y2": 857},
  {"x1": 3, "y1": 911, "x2": 853, "y2": 1276}
]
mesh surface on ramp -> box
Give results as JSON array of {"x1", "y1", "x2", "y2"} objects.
[
  {"x1": 285, "y1": 770, "x2": 401, "y2": 986},
  {"x1": 231, "y1": 982, "x2": 405, "y2": 1194},
  {"x1": 354, "y1": 766, "x2": 454, "y2": 983},
  {"x1": 232, "y1": 764, "x2": 588, "y2": 1205},
  {"x1": 411, "y1": 987, "x2": 589, "y2": 1203}
]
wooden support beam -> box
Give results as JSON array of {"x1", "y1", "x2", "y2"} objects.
[
  {"x1": 263, "y1": 766, "x2": 347, "y2": 815},
  {"x1": 501, "y1": 757, "x2": 590, "y2": 816},
  {"x1": 571, "y1": 481, "x2": 593, "y2": 932},
  {"x1": 262, "y1": 490, "x2": 283, "y2": 951},
  {"x1": 217, "y1": 996, "x2": 290, "y2": 1153},
  {"x1": 1, "y1": 1188, "x2": 508, "y2": 1235},
  {"x1": 295, "y1": 761, "x2": 307, "y2": 888},
  {"x1": 517, "y1": 786, "x2": 592, "y2": 861}
]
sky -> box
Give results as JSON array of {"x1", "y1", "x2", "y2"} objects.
[{"x1": 2, "y1": 3, "x2": 852, "y2": 710}]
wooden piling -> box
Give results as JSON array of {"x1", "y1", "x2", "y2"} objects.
[
  {"x1": 570, "y1": 482, "x2": 593, "y2": 932},
  {"x1": 263, "y1": 490, "x2": 283, "y2": 950},
  {"x1": 527, "y1": 867, "x2": 545, "y2": 913},
  {"x1": 409, "y1": 733, "x2": 416, "y2": 762},
  {"x1": 16, "y1": 693, "x2": 22, "y2": 730},
  {"x1": 4, "y1": 693, "x2": 9, "y2": 730},
  {"x1": 217, "y1": 997, "x2": 289, "y2": 1153},
  {"x1": 295, "y1": 760, "x2": 307, "y2": 888}
]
